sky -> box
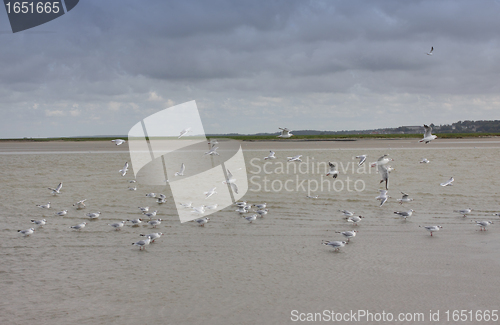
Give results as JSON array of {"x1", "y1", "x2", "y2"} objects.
[{"x1": 1, "y1": 0, "x2": 500, "y2": 138}]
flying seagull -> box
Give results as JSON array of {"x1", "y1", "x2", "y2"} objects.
[
  {"x1": 419, "y1": 124, "x2": 437, "y2": 143},
  {"x1": 426, "y1": 46, "x2": 434, "y2": 55},
  {"x1": 119, "y1": 162, "x2": 129, "y2": 177},
  {"x1": 397, "y1": 192, "x2": 413, "y2": 205},
  {"x1": 355, "y1": 155, "x2": 367, "y2": 166},
  {"x1": 178, "y1": 128, "x2": 191, "y2": 139},
  {"x1": 48, "y1": 182, "x2": 62, "y2": 195},
  {"x1": 111, "y1": 139, "x2": 126, "y2": 145},
  {"x1": 326, "y1": 162, "x2": 338, "y2": 178},
  {"x1": 264, "y1": 151, "x2": 276, "y2": 160},
  {"x1": 440, "y1": 177, "x2": 454, "y2": 187},
  {"x1": 375, "y1": 190, "x2": 389, "y2": 207},
  {"x1": 277, "y1": 127, "x2": 293, "y2": 138},
  {"x1": 174, "y1": 163, "x2": 185, "y2": 176},
  {"x1": 223, "y1": 169, "x2": 238, "y2": 194}
]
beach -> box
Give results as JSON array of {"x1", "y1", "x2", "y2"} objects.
[{"x1": 1, "y1": 138, "x2": 499, "y2": 324}]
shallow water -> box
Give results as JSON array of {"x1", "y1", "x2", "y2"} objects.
[{"x1": 1, "y1": 140, "x2": 499, "y2": 324}]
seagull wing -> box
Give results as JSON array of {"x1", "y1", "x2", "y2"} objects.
[
  {"x1": 56, "y1": 182, "x2": 63, "y2": 192},
  {"x1": 423, "y1": 125, "x2": 432, "y2": 138}
]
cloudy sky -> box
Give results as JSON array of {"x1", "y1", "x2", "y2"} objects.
[{"x1": 1, "y1": 0, "x2": 500, "y2": 138}]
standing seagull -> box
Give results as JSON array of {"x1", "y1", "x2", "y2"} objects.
[
  {"x1": 426, "y1": 46, "x2": 434, "y2": 55},
  {"x1": 243, "y1": 214, "x2": 258, "y2": 223},
  {"x1": 31, "y1": 219, "x2": 46, "y2": 227},
  {"x1": 174, "y1": 163, "x2": 185, "y2": 176},
  {"x1": 132, "y1": 235, "x2": 151, "y2": 250},
  {"x1": 108, "y1": 221, "x2": 127, "y2": 230},
  {"x1": 394, "y1": 209, "x2": 414, "y2": 221},
  {"x1": 322, "y1": 240, "x2": 347, "y2": 252},
  {"x1": 345, "y1": 216, "x2": 364, "y2": 225},
  {"x1": 48, "y1": 182, "x2": 63, "y2": 195},
  {"x1": 36, "y1": 202, "x2": 51, "y2": 209},
  {"x1": 223, "y1": 169, "x2": 238, "y2": 194},
  {"x1": 440, "y1": 177, "x2": 454, "y2": 187},
  {"x1": 326, "y1": 162, "x2": 338, "y2": 178},
  {"x1": 264, "y1": 151, "x2": 276, "y2": 160},
  {"x1": 397, "y1": 192, "x2": 413, "y2": 205},
  {"x1": 18, "y1": 228, "x2": 35, "y2": 237},
  {"x1": 355, "y1": 155, "x2": 367, "y2": 166},
  {"x1": 119, "y1": 162, "x2": 129, "y2": 177},
  {"x1": 419, "y1": 225, "x2": 442, "y2": 236},
  {"x1": 178, "y1": 128, "x2": 191, "y2": 139},
  {"x1": 474, "y1": 220, "x2": 493, "y2": 231},
  {"x1": 70, "y1": 222, "x2": 87, "y2": 231},
  {"x1": 277, "y1": 127, "x2": 293, "y2": 138},
  {"x1": 196, "y1": 217, "x2": 210, "y2": 227},
  {"x1": 419, "y1": 125, "x2": 437, "y2": 143},
  {"x1": 454, "y1": 208, "x2": 472, "y2": 217},
  {"x1": 111, "y1": 139, "x2": 126, "y2": 145},
  {"x1": 335, "y1": 230, "x2": 357, "y2": 242},
  {"x1": 375, "y1": 190, "x2": 389, "y2": 207}
]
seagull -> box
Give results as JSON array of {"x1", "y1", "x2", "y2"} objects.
[
  {"x1": 454, "y1": 208, "x2": 472, "y2": 217},
  {"x1": 140, "y1": 232, "x2": 163, "y2": 243},
  {"x1": 355, "y1": 155, "x2": 367, "y2": 166},
  {"x1": 370, "y1": 154, "x2": 393, "y2": 167},
  {"x1": 345, "y1": 216, "x2": 364, "y2": 225},
  {"x1": 375, "y1": 190, "x2": 389, "y2": 207},
  {"x1": 174, "y1": 163, "x2": 185, "y2": 176},
  {"x1": 235, "y1": 201, "x2": 247, "y2": 207},
  {"x1": 253, "y1": 203, "x2": 267, "y2": 209},
  {"x1": 243, "y1": 214, "x2": 258, "y2": 223},
  {"x1": 192, "y1": 206, "x2": 206, "y2": 215},
  {"x1": 440, "y1": 177, "x2": 454, "y2": 186},
  {"x1": 145, "y1": 193, "x2": 156, "y2": 198},
  {"x1": 86, "y1": 211, "x2": 101, "y2": 219},
  {"x1": 222, "y1": 169, "x2": 238, "y2": 194},
  {"x1": 278, "y1": 127, "x2": 293, "y2": 138},
  {"x1": 36, "y1": 202, "x2": 50, "y2": 209},
  {"x1": 158, "y1": 194, "x2": 166, "y2": 200},
  {"x1": 138, "y1": 206, "x2": 149, "y2": 212},
  {"x1": 18, "y1": 228, "x2": 35, "y2": 237},
  {"x1": 339, "y1": 210, "x2": 354, "y2": 217},
  {"x1": 474, "y1": 220, "x2": 493, "y2": 231},
  {"x1": 73, "y1": 199, "x2": 87, "y2": 209},
  {"x1": 419, "y1": 225, "x2": 442, "y2": 236},
  {"x1": 394, "y1": 209, "x2": 414, "y2": 220},
  {"x1": 419, "y1": 124, "x2": 437, "y2": 143},
  {"x1": 335, "y1": 230, "x2": 357, "y2": 242},
  {"x1": 178, "y1": 128, "x2": 191, "y2": 139},
  {"x1": 255, "y1": 209, "x2": 268, "y2": 217},
  {"x1": 179, "y1": 202, "x2": 192, "y2": 208},
  {"x1": 111, "y1": 139, "x2": 126, "y2": 146},
  {"x1": 204, "y1": 146, "x2": 220, "y2": 156},
  {"x1": 426, "y1": 46, "x2": 434, "y2": 55},
  {"x1": 287, "y1": 155, "x2": 302, "y2": 162},
  {"x1": 157, "y1": 197, "x2": 167, "y2": 204},
  {"x1": 322, "y1": 240, "x2": 347, "y2": 252},
  {"x1": 48, "y1": 182, "x2": 62, "y2": 195},
  {"x1": 378, "y1": 163, "x2": 390, "y2": 190},
  {"x1": 326, "y1": 162, "x2": 338, "y2": 178},
  {"x1": 397, "y1": 192, "x2": 413, "y2": 205},
  {"x1": 204, "y1": 203, "x2": 218, "y2": 210},
  {"x1": 108, "y1": 221, "x2": 126, "y2": 230},
  {"x1": 306, "y1": 195, "x2": 319, "y2": 199},
  {"x1": 70, "y1": 222, "x2": 87, "y2": 231},
  {"x1": 196, "y1": 217, "x2": 210, "y2": 227},
  {"x1": 420, "y1": 158, "x2": 430, "y2": 164},
  {"x1": 30, "y1": 219, "x2": 46, "y2": 227},
  {"x1": 127, "y1": 218, "x2": 143, "y2": 226},
  {"x1": 129, "y1": 180, "x2": 136, "y2": 183},
  {"x1": 119, "y1": 162, "x2": 129, "y2": 176},
  {"x1": 148, "y1": 219, "x2": 162, "y2": 228},
  {"x1": 128, "y1": 186, "x2": 137, "y2": 191},
  {"x1": 264, "y1": 151, "x2": 276, "y2": 160},
  {"x1": 204, "y1": 187, "x2": 217, "y2": 199},
  {"x1": 235, "y1": 206, "x2": 249, "y2": 214},
  {"x1": 208, "y1": 139, "x2": 219, "y2": 145},
  {"x1": 56, "y1": 210, "x2": 68, "y2": 216},
  {"x1": 132, "y1": 235, "x2": 151, "y2": 250},
  {"x1": 143, "y1": 210, "x2": 157, "y2": 219}
]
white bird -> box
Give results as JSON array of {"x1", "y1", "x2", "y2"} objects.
[
  {"x1": 178, "y1": 128, "x2": 191, "y2": 139},
  {"x1": 419, "y1": 225, "x2": 442, "y2": 236},
  {"x1": 339, "y1": 210, "x2": 354, "y2": 217},
  {"x1": 129, "y1": 180, "x2": 136, "y2": 183},
  {"x1": 204, "y1": 187, "x2": 217, "y2": 199},
  {"x1": 375, "y1": 190, "x2": 389, "y2": 207},
  {"x1": 48, "y1": 182, "x2": 62, "y2": 195},
  {"x1": 157, "y1": 197, "x2": 167, "y2": 204},
  {"x1": 18, "y1": 228, "x2": 35, "y2": 236},
  {"x1": 474, "y1": 220, "x2": 493, "y2": 231},
  {"x1": 235, "y1": 206, "x2": 249, "y2": 214},
  {"x1": 158, "y1": 194, "x2": 166, "y2": 200},
  {"x1": 335, "y1": 230, "x2": 357, "y2": 242},
  {"x1": 73, "y1": 199, "x2": 87, "y2": 209},
  {"x1": 179, "y1": 202, "x2": 192, "y2": 208},
  {"x1": 440, "y1": 177, "x2": 454, "y2": 187},
  {"x1": 70, "y1": 222, "x2": 87, "y2": 231},
  {"x1": 243, "y1": 214, "x2": 258, "y2": 223},
  {"x1": 355, "y1": 155, "x2": 367, "y2": 166},
  {"x1": 86, "y1": 211, "x2": 101, "y2": 219},
  {"x1": 132, "y1": 235, "x2": 151, "y2": 250},
  {"x1": 255, "y1": 209, "x2": 268, "y2": 217},
  {"x1": 127, "y1": 218, "x2": 143, "y2": 226},
  {"x1": 222, "y1": 169, "x2": 238, "y2": 194},
  {"x1": 264, "y1": 151, "x2": 276, "y2": 160},
  {"x1": 277, "y1": 127, "x2": 293, "y2": 138},
  {"x1": 196, "y1": 217, "x2": 210, "y2": 227},
  {"x1": 394, "y1": 209, "x2": 414, "y2": 220},
  {"x1": 56, "y1": 210, "x2": 68, "y2": 216},
  {"x1": 143, "y1": 210, "x2": 157, "y2": 219},
  {"x1": 30, "y1": 219, "x2": 46, "y2": 227},
  {"x1": 204, "y1": 204, "x2": 218, "y2": 210},
  {"x1": 148, "y1": 219, "x2": 162, "y2": 228},
  {"x1": 138, "y1": 206, "x2": 149, "y2": 212},
  {"x1": 119, "y1": 162, "x2": 129, "y2": 176},
  {"x1": 140, "y1": 232, "x2": 163, "y2": 243},
  {"x1": 287, "y1": 155, "x2": 302, "y2": 162},
  {"x1": 128, "y1": 186, "x2": 137, "y2": 191},
  {"x1": 208, "y1": 139, "x2": 219, "y2": 145},
  {"x1": 420, "y1": 158, "x2": 430, "y2": 164},
  {"x1": 111, "y1": 139, "x2": 126, "y2": 145},
  {"x1": 326, "y1": 162, "x2": 338, "y2": 178},
  {"x1": 378, "y1": 163, "x2": 390, "y2": 190},
  {"x1": 192, "y1": 206, "x2": 206, "y2": 215},
  {"x1": 174, "y1": 163, "x2": 185, "y2": 176},
  {"x1": 204, "y1": 146, "x2": 219, "y2": 156},
  {"x1": 235, "y1": 201, "x2": 247, "y2": 207},
  {"x1": 454, "y1": 208, "x2": 472, "y2": 217},
  {"x1": 426, "y1": 46, "x2": 434, "y2": 55},
  {"x1": 419, "y1": 124, "x2": 437, "y2": 143},
  {"x1": 36, "y1": 202, "x2": 50, "y2": 209},
  {"x1": 306, "y1": 195, "x2": 319, "y2": 199},
  {"x1": 322, "y1": 240, "x2": 347, "y2": 252},
  {"x1": 397, "y1": 192, "x2": 413, "y2": 205},
  {"x1": 145, "y1": 193, "x2": 156, "y2": 198},
  {"x1": 370, "y1": 154, "x2": 393, "y2": 167},
  {"x1": 253, "y1": 203, "x2": 267, "y2": 209},
  {"x1": 108, "y1": 221, "x2": 126, "y2": 230},
  {"x1": 345, "y1": 216, "x2": 364, "y2": 225}
]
